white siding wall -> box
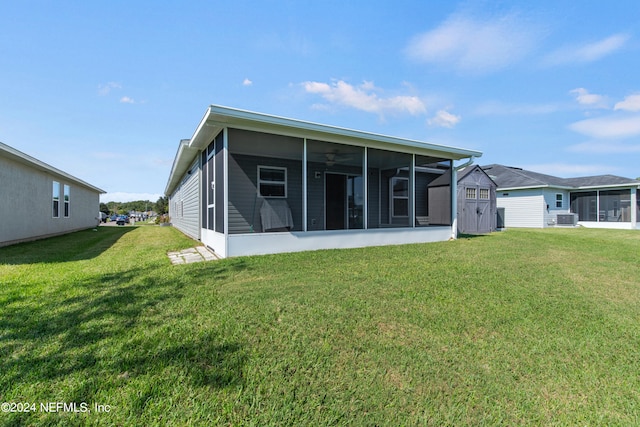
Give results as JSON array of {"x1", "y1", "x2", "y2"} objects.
[
  {"x1": 496, "y1": 189, "x2": 545, "y2": 228},
  {"x1": 168, "y1": 161, "x2": 200, "y2": 240}
]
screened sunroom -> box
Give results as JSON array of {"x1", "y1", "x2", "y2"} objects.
[{"x1": 166, "y1": 105, "x2": 481, "y2": 258}]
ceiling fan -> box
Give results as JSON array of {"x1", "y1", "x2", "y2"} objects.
[{"x1": 324, "y1": 152, "x2": 355, "y2": 166}]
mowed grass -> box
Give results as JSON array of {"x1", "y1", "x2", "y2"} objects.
[{"x1": 1, "y1": 225, "x2": 639, "y2": 426}]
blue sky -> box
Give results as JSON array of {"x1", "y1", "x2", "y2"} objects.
[{"x1": 1, "y1": 1, "x2": 639, "y2": 202}]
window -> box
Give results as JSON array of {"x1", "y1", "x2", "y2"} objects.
[
  {"x1": 479, "y1": 188, "x2": 489, "y2": 200},
  {"x1": 391, "y1": 177, "x2": 409, "y2": 217},
  {"x1": 52, "y1": 181, "x2": 60, "y2": 218},
  {"x1": 64, "y1": 185, "x2": 70, "y2": 217},
  {"x1": 466, "y1": 187, "x2": 476, "y2": 199},
  {"x1": 555, "y1": 193, "x2": 563, "y2": 208},
  {"x1": 258, "y1": 166, "x2": 287, "y2": 198}
]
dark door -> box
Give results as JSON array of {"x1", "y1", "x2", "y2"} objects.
[{"x1": 326, "y1": 174, "x2": 346, "y2": 230}]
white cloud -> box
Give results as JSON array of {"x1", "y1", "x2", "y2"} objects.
[
  {"x1": 614, "y1": 94, "x2": 640, "y2": 112},
  {"x1": 243, "y1": 78, "x2": 253, "y2": 86},
  {"x1": 120, "y1": 96, "x2": 136, "y2": 104},
  {"x1": 405, "y1": 12, "x2": 539, "y2": 73},
  {"x1": 543, "y1": 33, "x2": 629, "y2": 66},
  {"x1": 428, "y1": 110, "x2": 460, "y2": 128},
  {"x1": 569, "y1": 115, "x2": 640, "y2": 139},
  {"x1": 98, "y1": 82, "x2": 121, "y2": 96},
  {"x1": 302, "y1": 80, "x2": 426, "y2": 116},
  {"x1": 100, "y1": 192, "x2": 163, "y2": 203},
  {"x1": 569, "y1": 88, "x2": 608, "y2": 108}
]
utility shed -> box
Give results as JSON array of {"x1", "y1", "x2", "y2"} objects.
[{"x1": 456, "y1": 165, "x2": 497, "y2": 234}]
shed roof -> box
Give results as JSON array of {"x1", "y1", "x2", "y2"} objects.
[
  {"x1": 165, "y1": 105, "x2": 482, "y2": 195},
  {"x1": 0, "y1": 141, "x2": 105, "y2": 194},
  {"x1": 457, "y1": 164, "x2": 497, "y2": 185},
  {"x1": 482, "y1": 164, "x2": 640, "y2": 190}
]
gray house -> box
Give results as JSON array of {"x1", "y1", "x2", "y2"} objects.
[
  {"x1": 456, "y1": 165, "x2": 497, "y2": 234},
  {"x1": 483, "y1": 164, "x2": 640, "y2": 229},
  {"x1": 165, "y1": 105, "x2": 482, "y2": 258},
  {"x1": 0, "y1": 142, "x2": 105, "y2": 247}
]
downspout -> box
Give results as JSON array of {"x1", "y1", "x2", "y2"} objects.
[{"x1": 451, "y1": 156, "x2": 476, "y2": 239}]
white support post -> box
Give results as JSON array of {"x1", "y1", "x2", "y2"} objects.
[
  {"x1": 303, "y1": 138, "x2": 308, "y2": 232},
  {"x1": 223, "y1": 127, "x2": 229, "y2": 256},
  {"x1": 451, "y1": 160, "x2": 458, "y2": 239},
  {"x1": 631, "y1": 187, "x2": 637, "y2": 226},
  {"x1": 363, "y1": 147, "x2": 368, "y2": 229},
  {"x1": 410, "y1": 154, "x2": 415, "y2": 228}
]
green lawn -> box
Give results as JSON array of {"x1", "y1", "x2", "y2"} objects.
[{"x1": 1, "y1": 225, "x2": 639, "y2": 426}]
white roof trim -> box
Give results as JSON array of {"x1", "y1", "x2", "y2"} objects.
[
  {"x1": 199, "y1": 105, "x2": 482, "y2": 158},
  {"x1": 166, "y1": 104, "x2": 482, "y2": 195},
  {"x1": 0, "y1": 141, "x2": 105, "y2": 193},
  {"x1": 497, "y1": 183, "x2": 640, "y2": 192}
]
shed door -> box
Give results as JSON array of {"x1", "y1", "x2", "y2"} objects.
[
  {"x1": 476, "y1": 190, "x2": 491, "y2": 233},
  {"x1": 463, "y1": 186, "x2": 492, "y2": 234}
]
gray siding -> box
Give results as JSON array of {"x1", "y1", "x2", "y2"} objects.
[
  {"x1": 228, "y1": 153, "x2": 303, "y2": 234},
  {"x1": 169, "y1": 160, "x2": 200, "y2": 240},
  {"x1": 306, "y1": 162, "x2": 363, "y2": 231},
  {"x1": 215, "y1": 134, "x2": 224, "y2": 233},
  {"x1": 367, "y1": 167, "x2": 380, "y2": 228}
]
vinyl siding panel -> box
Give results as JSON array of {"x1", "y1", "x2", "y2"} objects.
[
  {"x1": 306, "y1": 161, "x2": 326, "y2": 231},
  {"x1": 496, "y1": 189, "x2": 544, "y2": 228},
  {"x1": 215, "y1": 134, "x2": 224, "y2": 233},
  {"x1": 169, "y1": 161, "x2": 200, "y2": 240},
  {"x1": 227, "y1": 153, "x2": 303, "y2": 234},
  {"x1": 306, "y1": 162, "x2": 364, "y2": 231}
]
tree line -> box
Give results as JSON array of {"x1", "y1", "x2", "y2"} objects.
[{"x1": 100, "y1": 196, "x2": 168, "y2": 216}]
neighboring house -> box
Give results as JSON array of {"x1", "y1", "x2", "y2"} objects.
[
  {"x1": 165, "y1": 105, "x2": 482, "y2": 258},
  {"x1": 0, "y1": 142, "x2": 105, "y2": 247},
  {"x1": 482, "y1": 164, "x2": 640, "y2": 229},
  {"x1": 456, "y1": 165, "x2": 497, "y2": 234}
]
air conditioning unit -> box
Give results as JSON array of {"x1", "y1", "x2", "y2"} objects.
[{"x1": 556, "y1": 213, "x2": 578, "y2": 226}]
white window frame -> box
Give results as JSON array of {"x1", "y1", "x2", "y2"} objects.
[
  {"x1": 555, "y1": 193, "x2": 563, "y2": 208},
  {"x1": 63, "y1": 184, "x2": 70, "y2": 218},
  {"x1": 479, "y1": 188, "x2": 489, "y2": 200},
  {"x1": 466, "y1": 187, "x2": 477, "y2": 199},
  {"x1": 52, "y1": 181, "x2": 60, "y2": 218},
  {"x1": 390, "y1": 177, "x2": 409, "y2": 218},
  {"x1": 258, "y1": 166, "x2": 287, "y2": 198}
]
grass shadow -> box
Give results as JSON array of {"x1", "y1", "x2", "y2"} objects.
[
  {"x1": 0, "y1": 227, "x2": 135, "y2": 265},
  {"x1": 457, "y1": 233, "x2": 492, "y2": 239},
  {"x1": 0, "y1": 262, "x2": 245, "y2": 410}
]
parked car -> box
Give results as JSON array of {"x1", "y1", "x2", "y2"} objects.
[{"x1": 116, "y1": 215, "x2": 129, "y2": 226}]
